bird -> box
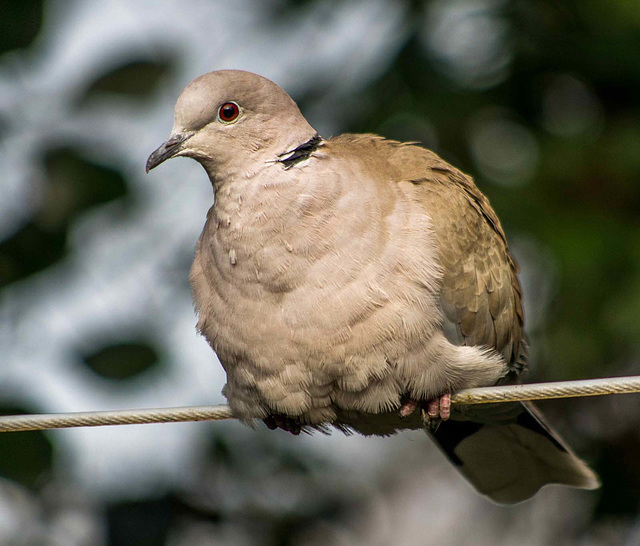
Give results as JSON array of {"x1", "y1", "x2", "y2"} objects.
[{"x1": 146, "y1": 69, "x2": 600, "y2": 504}]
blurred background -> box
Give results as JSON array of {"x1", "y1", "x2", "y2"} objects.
[{"x1": 1, "y1": 0, "x2": 639, "y2": 544}]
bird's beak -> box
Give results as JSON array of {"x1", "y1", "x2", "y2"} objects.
[{"x1": 145, "y1": 131, "x2": 195, "y2": 173}]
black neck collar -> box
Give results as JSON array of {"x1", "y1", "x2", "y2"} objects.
[{"x1": 277, "y1": 134, "x2": 323, "y2": 170}]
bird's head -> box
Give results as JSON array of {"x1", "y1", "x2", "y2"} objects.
[{"x1": 146, "y1": 70, "x2": 317, "y2": 181}]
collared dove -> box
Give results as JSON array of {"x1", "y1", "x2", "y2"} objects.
[{"x1": 147, "y1": 70, "x2": 599, "y2": 504}]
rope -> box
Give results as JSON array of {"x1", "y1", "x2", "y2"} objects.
[
  {"x1": 450, "y1": 375, "x2": 640, "y2": 404},
  {"x1": 0, "y1": 375, "x2": 638, "y2": 433}
]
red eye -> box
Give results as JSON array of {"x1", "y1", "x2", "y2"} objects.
[{"x1": 218, "y1": 102, "x2": 239, "y2": 122}]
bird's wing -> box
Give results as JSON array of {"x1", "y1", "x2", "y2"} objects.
[
  {"x1": 394, "y1": 148, "x2": 598, "y2": 503},
  {"x1": 414, "y1": 155, "x2": 526, "y2": 374}
]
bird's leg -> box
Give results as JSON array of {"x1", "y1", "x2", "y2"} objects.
[{"x1": 263, "y1": 414, "x2": 302, "y2": 435}]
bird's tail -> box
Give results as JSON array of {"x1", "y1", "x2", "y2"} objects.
[{"x1": 427, "y1": 401, "x2": 600, "y2": 504}]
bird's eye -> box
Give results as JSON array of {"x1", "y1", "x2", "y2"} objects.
[{"x1": 217, "y1": 102, "x2": 240, "y2": 123}]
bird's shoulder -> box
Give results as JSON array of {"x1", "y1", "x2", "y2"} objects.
[{"x1": 326, "y1": 133, "x2": 506, "y2": 239}]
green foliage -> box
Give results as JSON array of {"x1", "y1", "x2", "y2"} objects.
[
  {"x1": 81, "y1": 341, "x2": 161, "y2": 380},
  {"x1": 595, "y1": 431, "x2": 640, "y2": 516},
  {"x1": 0, "y1": 0, "x2": 44, "y2": 54},
  {"x1": 0, "y1": 405, "x2": 53, "y2": 488},
  {"x1": 0, "y1": 147, "x2": 128, "y2": 288},
  {"x1": 78, "y1": 59, "x2": 174, "y2": 104},
  {"x1": 0, "y1": 221, "x2": 67, "y2": 289}
]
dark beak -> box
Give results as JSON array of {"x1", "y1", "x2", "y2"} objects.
[{"x1": 145, "y1": 131, "x2": 194, "y2": 173}]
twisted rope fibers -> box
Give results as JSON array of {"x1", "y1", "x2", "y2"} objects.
[{"x1": 0, "y1": 375, "x2": 638, "y2": 433}]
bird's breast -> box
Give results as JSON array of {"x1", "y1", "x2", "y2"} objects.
[{"x1": 189, "y1": 170, "x2": 444, "y2": 420}]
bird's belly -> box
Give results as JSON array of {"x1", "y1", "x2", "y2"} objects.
[
  {"x1": 189, "y1": 181, "x2": 450, "y2": 426},
  {"x1": 191, "y1": 243, "x2": 447, "y2": 426}
]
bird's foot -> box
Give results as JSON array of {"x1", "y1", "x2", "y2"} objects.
[
  {"x1": 422, "y1": 393, "x2": 451, "y2": 432},
  {"x1": 399, "y1": 393, "x2": 451, "y2": 431},
  {"x1": 426, "y1": 393, "x2": 451, "y2": 421},
  {"x1": 263, "y1": 414, "x2": 302, "y2": 435}
]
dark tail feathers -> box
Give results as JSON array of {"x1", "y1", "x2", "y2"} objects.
[{"x1": 428, "y1": 401, "x2": 600, "y2": 504}]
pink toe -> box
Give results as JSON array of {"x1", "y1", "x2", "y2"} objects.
[
  {"x1": 439, "y1": 393, "x2": 451, "y2": 420},
  {"x1": 399, "y1": 399, "x2": 418, "y2": 417},
  {"x1": 427, "y1": 399, "x2": 440, "y2": 418}
]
